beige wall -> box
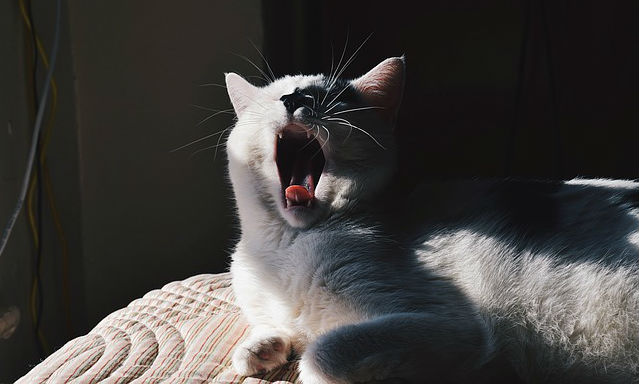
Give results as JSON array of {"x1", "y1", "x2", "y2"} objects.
[{"x1": 1, "y1": 1, "x2": 263, "y2": 380}]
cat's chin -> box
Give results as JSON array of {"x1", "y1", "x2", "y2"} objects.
[{"x1": 279, "y1": 200, "x2": 324, "y2": 229}]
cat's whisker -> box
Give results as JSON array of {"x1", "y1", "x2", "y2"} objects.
[
  {"x1": 313, "y1": 123, "x2": 321, "y2": 140},
  {"x1": 170, "y1": 124, "x2": 234, "y2": 153},
  {"x1": 323, "y1": 33, "x2": 373, "y2": 109},
  {"x1": 191, "y1": 105, "x2": 234, "y2": 114},
  {"x1": 321, "y1": 35, "x2": 374, "y2": 112},
  {"x1": 320, "y1": 84, "x2": 333, "y2": 108},
  {"x1": 197, "y1": 109, "x2": 234, "y2": 127},
  {"x1": 188, "y1": 142, "x2": 227, "y2": 160},
  {"x1": 188, "y1": 123, "x2": 234, "y2": 160},
  {"x1": 308, "y1": 122, "x2": 320, "y2": 141},
  {"x1": 233, "y1": 52, "x2": 274, "y2": 83},
  {"x1": 329, "y1": 106, "x2": 385, "y2": 115},
  {"x1": 198, "y1": 82, "x2": 227, "y2": 88},
  {"x1": 246, "y1": 75, "x2": 270, "y2": 85},
  {"x1": 324, "y1": 84, "x2": 352, "y2": 113},
  {"x1": 327, "y1": 117, "x2": 386, "y2": 150},
  {"x1": 309, "y1": 124, "x2": 330, "y2": 158},
  {"x1": 320, "y1": 124, "x2": 330, "y2": 151},
  {"x1": 249, "y1": 39, "x2": 276, "y2": 82},
  {"x1": 331, "y1": 33, "x2": 373, "y2": 85},
  {"x1": 329, "y1": 32, "x2": 350, "y2": 83},
  {"x1": 327, "y1": 42, "x2": 335, "y2": 88},
  {"x1": 321, "y1": 32, "x2": 349, "y2": 106},
  {"x1": 213, "y1": 124, "x2": 232, "y2": 161},
  {"x1": 299, "y1": 124, "x2": 320, "y2": 152},
  {"x1": 300, "y1": 103, "x2": 319, "y2": 118},
  {"x1": 342, "y1": 122, "x2": 354, "y2": 144},
  {"x1": 308, "y1": 124, "x2": 329, "y2": 159}
]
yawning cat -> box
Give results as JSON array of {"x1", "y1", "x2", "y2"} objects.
[{"x1": 224, "y1": 56, "x2": 639, "y2": 382}]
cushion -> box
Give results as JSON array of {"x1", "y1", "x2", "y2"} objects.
[{"x1": 17, "y1": 273, "x2": 299, "y2": 384}]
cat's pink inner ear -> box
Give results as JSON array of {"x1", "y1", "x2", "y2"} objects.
[
  {"x1": 351, "y1": 56, "x2": 405, "y2": 124},
  {"x1": 225, "y1": 72, "x2": 258, "y2": 115}
]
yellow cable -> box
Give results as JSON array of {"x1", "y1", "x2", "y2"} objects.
[
  {"x1": 27, "y1": 0, "x2": 73, "y2": 338},
  {"x1": 20, "y1": 0, "x2": 49, "y2": 353},
  {"x1": 19, "y1": 0, "x2": 73, "y2": 352}
]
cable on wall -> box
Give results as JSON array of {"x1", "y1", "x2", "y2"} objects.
[
  {"x1": 0, "y1": 0, "x2": 63, "y2": 354},
  {"x1": 23, "y1": 0, "x2": 47, "y2": 356},
  {"x1": 0, "y1": 0, "x2": 61, "y2": 261},
  {"x1": 18, "y1": 0, "x2": 74, "y2": 348}
]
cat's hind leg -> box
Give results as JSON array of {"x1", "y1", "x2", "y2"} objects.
[{"x1": 299, "y1": 312, "x2": 490, "y2": 383}]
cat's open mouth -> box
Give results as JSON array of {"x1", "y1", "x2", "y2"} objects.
[{"x1": 275, "y1": 124, "x2": 325, "y2": 209}]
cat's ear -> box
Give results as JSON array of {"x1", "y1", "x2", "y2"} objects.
[
  {"x1": 351, "y1": 56, "x2": 405, "y2": 125},
  {"x1": 225, "y1": 72, "x2": 259, "y2": 116}
]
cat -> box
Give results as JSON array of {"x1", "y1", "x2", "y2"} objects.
[{"x1": 223, "y1": 56, "x2": 639, "y2": 383}]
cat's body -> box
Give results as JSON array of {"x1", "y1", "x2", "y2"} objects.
[{"x1": 224, "y1": 57, "x2": 639, "y2": 382}]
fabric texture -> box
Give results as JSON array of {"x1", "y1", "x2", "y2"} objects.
[{"x1": 17, "y1": 273, "x2": 299, "y2": 384}]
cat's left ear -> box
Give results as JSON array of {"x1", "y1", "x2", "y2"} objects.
[
  {"x1": 352, "y1": 56, "x2": 406, "y2": 126},
  {"x1": 225, "y1": 72, "x2": 259, "y2": 116}
]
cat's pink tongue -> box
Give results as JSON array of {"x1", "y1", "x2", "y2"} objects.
[{"x1": 285, "y1": 185, "x2": 313, "y2": 206}]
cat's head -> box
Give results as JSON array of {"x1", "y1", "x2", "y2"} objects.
[{"x1": 225, "y1": 57, "x2": 405, "y2": 229}]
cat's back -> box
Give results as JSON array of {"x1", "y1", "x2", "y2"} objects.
[
  {"x1": 402, "y1": 177, "x2": 638, "y2": 262},
  {"x1": 401, "y1": 178, "x2": 639, "y2": 381}
]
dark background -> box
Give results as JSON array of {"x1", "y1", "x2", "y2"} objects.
[{"x1": 264, "y1": 0, "x2": 638, "y2": 181}]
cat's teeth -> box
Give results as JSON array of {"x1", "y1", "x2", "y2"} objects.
[
  {"x1": 306, "y1": 200, "x2": 312, "y2": 208},
  {"x1": 278, "y1": 132, "x2": 283, "y2": 139},
  {"x1": 286, "y1": 198, "x2": 292, "y2": 207},
  {"x1": 306, "y1": 131, "x2": 311, "y2": 139}
]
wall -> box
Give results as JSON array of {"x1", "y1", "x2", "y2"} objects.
[
  {"x1": 0, "y1": 0, "x2": 39, "y2": 379},
  {"x1": 0, "y1": 0, "x2": 83, "y2": 380},
  {"x1": 1, "y1": 1, "x2": 263, "y2": 381},
  {"x1": 66, "y1": 0, "x2": 263, "y2": 331}
]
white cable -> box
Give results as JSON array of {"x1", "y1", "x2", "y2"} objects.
[{"x1": 0, "y1": 0, "x2": 62, "y2": 258}]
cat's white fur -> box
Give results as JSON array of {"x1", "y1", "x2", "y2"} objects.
[{"x1": 224, "y1": 58, "x2": 639, "y2": 382}]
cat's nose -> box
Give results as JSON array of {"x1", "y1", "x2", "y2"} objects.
[{"x1": 280, "y1": 88, "x2": 312, "y2": 115}]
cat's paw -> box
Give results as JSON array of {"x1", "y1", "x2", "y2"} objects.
[{"x1": 232, "y1": 333, "x2": 291, "y2": 376}]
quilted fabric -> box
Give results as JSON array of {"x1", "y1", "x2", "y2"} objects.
[{"x1": 17, "y1": 273, "x2": 299, "y2": 384}]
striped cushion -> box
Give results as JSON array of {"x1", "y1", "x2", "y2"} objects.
[{"x1": 17, "y1": 273, "x2": 300, "y2": 384}]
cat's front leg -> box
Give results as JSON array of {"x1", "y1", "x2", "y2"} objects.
[
  {"x1": 232, "y1": 326, "x2": 293, "y2": 376},
  {"x1": 299, "y1": 312, "x2": 490, "y2": 383}
]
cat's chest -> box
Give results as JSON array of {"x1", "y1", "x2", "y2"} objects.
[
  {"x1": 274, "y1": 246, "x2": 364, "y2": 334},
  {"x1": 236, "y1": 239, "x2": 364, "y2": 338}
]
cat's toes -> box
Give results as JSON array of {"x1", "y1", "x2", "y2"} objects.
[{"x1": 232, "y1": 335, "x2": 290, "y2": 376}]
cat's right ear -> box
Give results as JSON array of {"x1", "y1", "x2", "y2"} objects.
[
  {"x1": 351, "y1": 56, "x2": 406, "y2": 127},
  {"x1": 225, "y1": 73, "x2": 259, "y2": 116}
]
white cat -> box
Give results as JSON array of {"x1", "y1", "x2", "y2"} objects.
[{"x1": 224, "y1": 57, "x2": 639, "y2": 382}]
